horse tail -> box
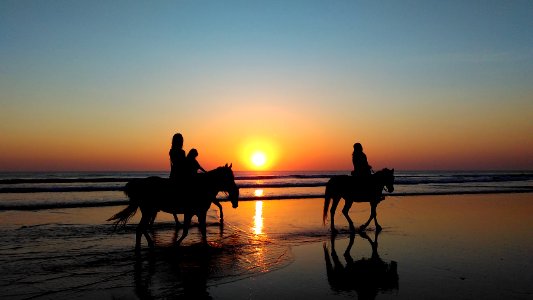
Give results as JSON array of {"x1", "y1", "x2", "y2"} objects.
[
  {"x1": 323, "y1": 179, "x2": 332, "y2": 225},
  {"x1": 107, "y1": 181, "x2": 139, "y2": 229}
]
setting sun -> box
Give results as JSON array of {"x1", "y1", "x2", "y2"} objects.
[
  {"x1": 251, "y1": 152, "x2": 267, "y2": 167},
  {"x1": 240, "y1": 138, "x2": 279, "y2": 171}
]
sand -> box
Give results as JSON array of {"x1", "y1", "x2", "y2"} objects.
[{"x1": 1, "y1": 193, "x2": 532, "y2": 299}]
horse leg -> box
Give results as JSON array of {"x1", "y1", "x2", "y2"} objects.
[
  {"x1": 176, "y1": 213, "x2": 192, "y2": 246},
  {"x1": 360, "y1": 203, "x2": 373, "y2": 231},
  {"x1": 213, "y1": 200, "x2": 223, "y2": 223},
  {"x1": 372, "y1": 203, "x2": 382, "y2": 232},
  {"x1": 330, "y1": 197, "x2": 341, "y2": 234},
  {"x1": 341, "y1": 200, "x2": 356, "y2": 232},
  {"x1": 198, "y1": 211, "x2": 208, "y2": 244},
  {"x1": 149, "y1": 211, "x2": 158, "y2": 227},
  {"x1": 173, "y1": 213, "x2": 181, "y2": 227},
  {"x1": 360, "y1": 202, "x2": 381, "y2": 232},
  {"x1": 136, "y1": 212, "x2": 154, "y2": 251}
]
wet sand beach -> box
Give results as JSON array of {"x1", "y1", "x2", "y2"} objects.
[{"x1": 1, "y1": 193, "x2": 532, "y2": 299}]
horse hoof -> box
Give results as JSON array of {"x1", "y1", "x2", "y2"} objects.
[
  {"x1": 376, "y1": 225, "x2": 383, "y2": 232},
  {"x1": 331, "y1": 229, "x2": 339, "y2": 235},
  {"x1": 358, "y1": 225, "x2": 367, "y2": 232}
]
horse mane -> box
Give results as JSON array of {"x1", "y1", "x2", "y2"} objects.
[
  {"x1": 374, "y1": 168, "x2": 393, "y2": 178},
  {"x1": 374, "y1": 168, "x2": 391, "y2": 174},
  {"x1": 207, "y1": 164, "x2": 232, "y2": 174}
]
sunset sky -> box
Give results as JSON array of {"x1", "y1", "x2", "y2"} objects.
[{"x1": 1, "y1": 1, "x2": 532, "y2": 172}]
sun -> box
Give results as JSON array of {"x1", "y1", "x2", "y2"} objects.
[
  {"x1": 240, "y1": 138, "x2": 279, "y2": 170},
  {"x1": 251, "y1": 152, "x2": 267, "y2": 168}
]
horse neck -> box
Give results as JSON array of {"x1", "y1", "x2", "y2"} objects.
[
  {"x1": 204, "y1": 168, "x2": 226, "y2": 193},
  {"x1": 372, "y1": 170, "x2": 386, "y2": 190}
]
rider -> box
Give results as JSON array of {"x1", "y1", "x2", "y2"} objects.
[
  {"x1": 186, "y1": 148, "x2": 206, "y2": 176},
  {"x1": 351, "y1": 142, "x2": 372, "y2": 177},
  {"x1": 169, "y1": 133, "x2": 187, "y2": 181}
]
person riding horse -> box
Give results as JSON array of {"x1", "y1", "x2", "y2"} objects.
[
  {"x1": 351, "y1": 142, "x2": 372, "y2": 177},
  {"x1": 351, "y1": 142, "x2": 373, "y2": 190},
  {"x1": 169, "y1": 133, "x2": 187, "y2": 181},
  {"x1": 162, "y1": 133, "x2": 204, "y2": 225},
  {"x1": 186, "y1": 148, "x2": 207, "y2": 176},
  {"x1": 161, "y1": 134, "x2": 224, "y2": 226},
  {"x1": 169, "y1": 134, "x2": 205, "y2": 187}
]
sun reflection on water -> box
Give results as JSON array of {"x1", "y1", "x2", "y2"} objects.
[
  {"x1": 254, "y1": 189, "x2": 264, "y2": 197},
  {"x1": 253, "y1": 201, "x2": 263, "y2": 235}
]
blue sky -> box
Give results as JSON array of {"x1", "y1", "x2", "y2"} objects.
[{"x1": 1, "y1": 1, "x2": 532, "y2": 171}]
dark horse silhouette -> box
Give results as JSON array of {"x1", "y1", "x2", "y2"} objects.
[
  {"x1": 108, "y1": 164, "x2": 239, "y2": 250},
  {"x1": 323, "y1": 168, "x2": 394, "y2": 234},
  {"x1": 323, "y1": 231, "x2": 399, "y2": 300}
]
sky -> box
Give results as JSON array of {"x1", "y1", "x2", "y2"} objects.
[{"x1": 1, "y1": 0, "x2": 532, "y2": 172}]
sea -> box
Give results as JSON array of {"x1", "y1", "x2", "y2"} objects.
[{"x1": 1, "y1": 170, "x2": 532, "y2": 210}]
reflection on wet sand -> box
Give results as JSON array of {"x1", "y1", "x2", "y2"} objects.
[
  {"x1": 324, "y1": 231, "x2": 399, "y2": 299},
  {"x1": 132, "y1": 205, "x2": 291, "y2": 299},
  {"x1": 253, "y1": 200, "x2": 264, "y2": 235},
  {"x1": 134, "y1": 246, "x2": 212, "y2": 300},
  {"x1": 250, "y1": 200, "x2": 269, "y2": 272}
]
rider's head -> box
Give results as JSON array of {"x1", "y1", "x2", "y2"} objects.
[
  {"x1": 172, "y1": 133, "x2": 183, "y2": 149},
  {"x1": 353, "y1": 142, "x2": 363, "y2": 153},
  {"x1": 188, "y1": 148, "x2": 198, "y2": 158}
]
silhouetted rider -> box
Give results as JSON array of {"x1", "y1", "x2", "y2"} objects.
[
  {"x1": 169, "y1": 133, "x2": 187, "y2": 181},
  {"x1": 186, "y1": 148, "x2": 206, "y2": 176},
  {"x1": 351, "y1": 142, "x2": 372, "y2": 177}
]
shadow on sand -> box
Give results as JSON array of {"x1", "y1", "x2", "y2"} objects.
[{"x1": 324, "y1": 231, "x2": 399, "y2": 300}]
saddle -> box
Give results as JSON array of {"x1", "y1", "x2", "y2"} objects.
[
  {"x1": 167, "y1": 174, "x2": 204, "y2": 197},
  {"x1": 348, "y1": 175, "x2": 376, "y2": 197}
]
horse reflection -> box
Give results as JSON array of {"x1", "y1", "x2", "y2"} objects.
[
  {"x1": 323, "y1": 231, "x2": 398, "y2": 300},
  {"x1": 134, "y1": 246, "x2": 213, "y2": 300}
]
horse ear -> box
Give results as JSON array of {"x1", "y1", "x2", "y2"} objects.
[
  {"x1": 225, "y1": 163, "x2": 228, "y2": 167},
  {"x1": 229, "y1": 163, "x2": 232, "y2": 169}
]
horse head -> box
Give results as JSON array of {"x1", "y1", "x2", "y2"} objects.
[{"x1": 218, "y1": 163, "x2": 239, "y2": 208}]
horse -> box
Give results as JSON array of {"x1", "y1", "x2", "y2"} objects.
[
  {"x1": 108, "y1": 164, "x2": 239, "y2": 250},
  {"x1": 323, "y1": 168, "x2": 394, "y2": 234}
]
